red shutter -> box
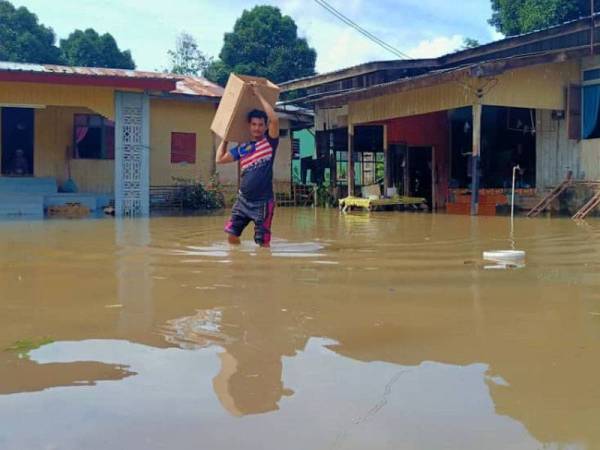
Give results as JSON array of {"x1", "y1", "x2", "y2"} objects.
[
  {"x1": 171, "y1": 132, "x2": 196, "y2": 164},
  {"x1": 568, "y1": 84, "x2": 582, "y2": 141}
]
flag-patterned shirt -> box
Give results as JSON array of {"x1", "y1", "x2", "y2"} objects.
[{"x1": 229, "y1": 134, "x2": 279, "y2": 201}]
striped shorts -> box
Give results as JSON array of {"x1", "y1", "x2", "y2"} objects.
[{"x1": 224, "y1": 194, "x2": 275, "y2": 246}]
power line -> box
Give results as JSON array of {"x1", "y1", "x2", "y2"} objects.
[
  {"x1": 313, "y1": 0, "x2": 409, "y2": 58},
  {"x1": 312, "y1": 0, "x2": 412, "y2": 59}
]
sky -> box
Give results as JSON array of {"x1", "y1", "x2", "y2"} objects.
[{"x1": 11, "y1": 0, "x2": 504, "y2": 75}]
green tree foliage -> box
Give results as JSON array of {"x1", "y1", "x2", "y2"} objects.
[
  {"x1": 167, "y1": 32, "x2": 211, "y2": 75},
  {"x1": 205, "y1": 5, "x2": 316, "y2": 86},
  {"x1": 60, "y1": 29, "x2": 135, "y2": 69},
  {"x1": 489, "y1": 0, "x2": 596, "y2": 36},
  {"x1": 0, "y1": 0, "x2": 63, "y2": 64},
  {"x1": 204, "y1": 59, "x2": 230, "y2": 85},
  {"x1": 461, "y1": 37, "x2": 481, "y2": 49}
]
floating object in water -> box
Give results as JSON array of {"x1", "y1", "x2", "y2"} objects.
[
  {"x1": 483, "y1": 250, "x2": 526, "y2": 270},
  {"x1": 483, "y1": 262, "x2": 524, "y2": 270},
  {"x1": 483, "y1": 250, "x2": 526, "y2": 263}
]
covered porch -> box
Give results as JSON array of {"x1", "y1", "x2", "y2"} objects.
[
  {"x1": 316, "y1": 50, "x2": 589, "y2": 215},
  {"x1": 0, "y1": 62, "x2": 179, "y2": 218}
]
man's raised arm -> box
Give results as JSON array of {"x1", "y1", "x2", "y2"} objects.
[
  {"x1": 252, "y1": 85, "x2": 279, "y2": 139},
  {"x1": 216, "y1": 139, "x2": 235, "y2": 164}
]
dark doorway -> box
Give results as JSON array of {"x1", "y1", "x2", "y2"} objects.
[
  {"x1": 480, "y1": 106, "x2": 536, "y2": 189},
  {"x1": 1, "y1": 108, "x2": 34, "y2": 176},
  {"x1": 407, "y1": 146, "x2": 433, "y2": 207},
  {"x1": 449, "y1": 107, "x2": 473, "y2": 188},
  {"x1": 449, "y1": 106, "x2": 536, "y2": 189},
  {"x1": 387, "y1": 142, "x2": 407, "y2": 193}
]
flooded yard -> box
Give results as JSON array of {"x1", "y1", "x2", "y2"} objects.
[{"x1": 1, "y1": 209, "x2": 600, "y2": 450}]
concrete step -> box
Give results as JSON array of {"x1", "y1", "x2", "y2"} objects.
[
  {"x1": 0, "y1": 177, "x2": 57, "y2": 195},
  {"x1": 0, "y1": 194, "x2": 44, "y2": 218}
]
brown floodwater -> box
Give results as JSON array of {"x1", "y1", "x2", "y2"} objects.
[{"x1": 1, "y1": 209, "x2": 600, "y2": 450}]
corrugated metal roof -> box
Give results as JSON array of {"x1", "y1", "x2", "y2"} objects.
[
  {"x1": 0, "y1": 61, "x2": 224, "y2": 97},
  {"x1": 173, "y1": 76, "x2": 224, "y2": 98},
  {"x1": 316, "y1": 46, "x2": 587, "y2": 108},
  {"x1": 282, "y1": 14, "x2": 599, "y2": 93},
  {"x1": 0, "y1": 61, "x2": 179, "y2": 80},
  {"x1": 280, "y1": 59, "x2": 438, "y2": 88}
]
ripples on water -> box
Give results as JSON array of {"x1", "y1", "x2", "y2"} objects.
[{"x1": 1, "y1": 210, "x2": 600, "y2": 450}]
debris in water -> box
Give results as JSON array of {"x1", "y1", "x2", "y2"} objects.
[{"x1": 483, "y1": 250, "x2": 526, "y2": 270}]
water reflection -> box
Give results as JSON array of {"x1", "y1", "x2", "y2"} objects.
[
  {"x1": 162, "y1": 302, "x2": 303, "y2": 416},
  {"x1": 1, "y1": 211, "x2": 599, "y2": 449},
  {"x1": 0, "y1": 351, "x2": 134, "y2": 395}
]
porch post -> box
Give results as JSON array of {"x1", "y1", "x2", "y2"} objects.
[
  {"x1": 348, "y1": 123, "x2": 355, "y2": 196},
  {"x1": 471, "y1": 103, "x2": 482, "y2": 216},
  {"x1": 114, "y1": 91, "x2": 150, "y2": 217},
  {"x1": 383, "y1": 123, "x2": 390, "y2": 192},
  {"x1": 330, "y1": 134, "x2": 337, "y2": 201}
]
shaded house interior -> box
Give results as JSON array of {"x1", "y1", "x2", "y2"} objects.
[{"x1": 312, "y1": 107, "x2": 537, "y2": 209}]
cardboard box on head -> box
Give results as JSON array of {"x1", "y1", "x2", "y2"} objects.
[{"x1": 211, "y1": 74, "x2": 280, "y2": 143}]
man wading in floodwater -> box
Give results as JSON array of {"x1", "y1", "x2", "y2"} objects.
[{"x1": 215, "y1": 84, "x2": 279, "y2": 248}]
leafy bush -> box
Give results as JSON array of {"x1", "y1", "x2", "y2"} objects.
[
  {"x1": 173, "y1": 177, "x2": 225, "y2": 210},
  {"x1": 316, "y1": 182, "x2": 336, "y2": 208}
]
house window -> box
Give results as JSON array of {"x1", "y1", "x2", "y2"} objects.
[
  {"x1": 583, "y1": 69, "x2": 600, "y2": 82},
  {"x1": 73, "y1": 114, "x2": 115, "y2": 159},
  {"x1": 583, "y1": 68, "x2": 600, "y2": 139},
  {"x1": 171, "y1": 132, "x2": 196, "y2": 164}
]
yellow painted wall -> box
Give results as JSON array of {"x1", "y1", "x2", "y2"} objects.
[
  {"x1": 149, "y1": 98, "x2": 217, "y2": 186},
  {"x1": 274, "y1": 119, "x2": 292, "y2": 190},
  {"x1": 0, "y1": 81, "x2": 117, "y2": 119},
  {"x1": 0, "y1": 81, "x2": 294, "y2": 192},
  {"x1": 4, "y1": 99, "x2": 220, "y2": 194},
  {"x1": 34, "y1": 106, "x2": 114, "y2": 193},
  {"x1": 349, "y1": 61, "x2": 580, "y2": 125},
  {"x1": 0, "y1": 81, "x2": 118, "y2": 192}
]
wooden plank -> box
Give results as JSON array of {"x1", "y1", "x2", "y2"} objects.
[
  {"x1": 567, "y1": 84, "x2": 582, "y2": 140},
  {"x1": 383, "y1": 123, "x2": 390, "y2": 190},
  {"x1": 527, "y1": 170, "x2": 573, "y2": 217},
  {"x1": 441, "y1": 19, "x2": 596, "y2": 67},
  {"x1": 471, "y1": 103, "x2": 482, "y2": 216},
  {"x1": 279, "y1": 60, "x2": 439, "y2": 92},
  {"x1": 348, "y1": 124, "x2": 355, "y2": 196},
  {"x1": 573, "y1": 190, "x2": 600, "y2": 219},
  {"x1": 432, "y1": 146, "x2": 437, "y2": 210}
]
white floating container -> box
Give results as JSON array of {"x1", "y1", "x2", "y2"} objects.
[{"x1": 483, "y1": 250, "x2": 526, "y2": 263}]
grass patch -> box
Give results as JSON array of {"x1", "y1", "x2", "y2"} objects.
[{"x1": 5, "y1": 337, "x2": 54, "y2": 357}]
